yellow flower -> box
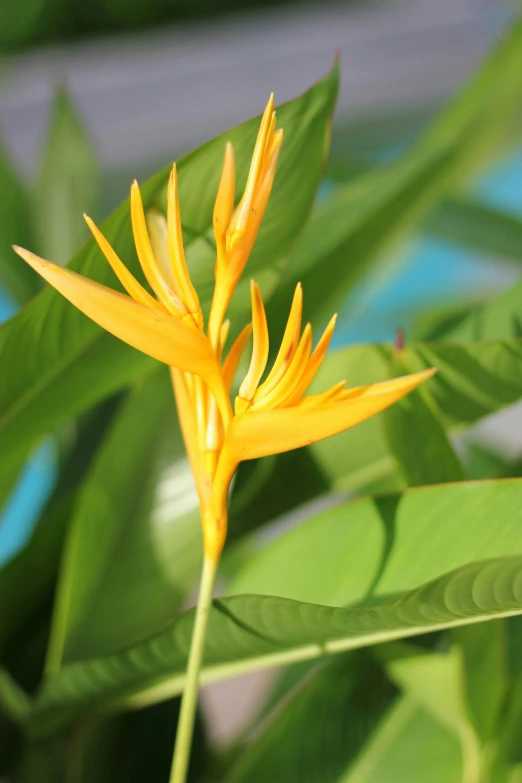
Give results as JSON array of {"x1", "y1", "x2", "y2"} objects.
[{"x1": 13, "y1": 96, "x2": 435, "y2": 563}]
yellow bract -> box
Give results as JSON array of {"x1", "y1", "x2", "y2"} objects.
[{"x1": 13, "y1": 95, "x2": 436, "y2": 564}]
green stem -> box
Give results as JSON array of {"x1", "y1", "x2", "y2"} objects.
[{"x1": 169, "y1": 555, "x2": 218, "y2": 783}]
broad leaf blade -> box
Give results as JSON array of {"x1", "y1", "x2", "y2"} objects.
[
  {"x1": 47, "y1": 370, "x2": 201, "y2": 669},
  {"x1": 232, "y1": 479, "x2": 522, "y2": 606},
  {"x1": 31, "y1": 553, "x2": 522, "y2": 735}
]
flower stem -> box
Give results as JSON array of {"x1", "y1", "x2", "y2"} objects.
[{"x1": 169, "y1": 555, "x2": 218, "y2": 783}]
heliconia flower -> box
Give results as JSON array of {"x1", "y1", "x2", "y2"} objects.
[{"x1": 13, "y1": 95, "x2": 435, "y2": 564}]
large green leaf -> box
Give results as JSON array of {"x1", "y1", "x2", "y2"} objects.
[
  {"x1": 33, "y1": 87, "x2": 101, "y2": 266},
  {"x1": 232, "y1": 479, "x2": 522, "y2": 605},
  {"x1": 0, "y1": 66, "x2": 338, "y2": 473},
  {"x1": 31, "y1": 552, "x2": 522, "y2": 736},
  {"x1": 0, "y1": 398, "x2": 119, "y2": 653},
  {"x1": 46, "y1": 370, "x2": 201, "y2": 671}
]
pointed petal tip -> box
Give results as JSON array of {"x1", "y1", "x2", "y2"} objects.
[{"x1": 12, "y1": 245, "x2": 43, "y2": 268}]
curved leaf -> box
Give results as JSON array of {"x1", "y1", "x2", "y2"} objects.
[
  {"x1": 31, "y1": 553, "x2": 522, "y2": 736},
  {"x1": 47, "y1": 370, "x2": 201, "y2": 669},
  {"x1": 233, "y1": 479, "x2": 522, "y2": 606}
]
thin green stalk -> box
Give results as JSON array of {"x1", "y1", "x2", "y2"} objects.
[{"x1": 169, "y1": 555, "x2": 218, "y2": 783}]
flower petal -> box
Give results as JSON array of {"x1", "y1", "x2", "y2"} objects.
[
  {"x1": 213, "y1": 141, "x2": 235, "y2": 247},
  {"x1": 230, "y1": 93, "x2": 274, "y2": 236},
  {"x1": 130, "y1": 181, "x2": 186, "y2": 317},
  {"x1": 237, "y1": 281, "x2": 269, "y2": 408},
  {"x1": 167, "y1": 165, "x2": 202, "y2": 324},
  {"x1": 170, "y1": 368, "x2": 209, "y2": 505},
  {"x1": 252, "y1": 323, "x2": 312, "y2": 410},
  {"x1": 222, "y1": 323, "x2": 252, "y2": 392},
  {"x1": 84, "y1": 214, "x2": 162, "y2": 311},
  {"x1": 13, "y1": 247, "x2": 218, "y2": 380},
  {"x1": 255, "y1": 282, "x2": 302, "y2": 399},
  {"x1": 225, "y1": 368, "x2": 437, "y2": 460}
]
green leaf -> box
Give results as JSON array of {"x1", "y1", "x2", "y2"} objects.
[
  {"x1": 33, "y1": 87, "x2": 101, "y2": 266},
  {"x1": 383, "y1": 351, "x2": 464, "y2": 487},
  {"x1": 31, "y1": 553, "x2": 522, "y2": 736},
  {"x1": 0, "y1": 66, "x2": 338, "y2": 474},
  {"x1": 425, "y1": 196, "x2": 522, "y2": 264},
  {"x1": 46, "y1": 370, "x2": 201, "y2": 671},
  {"x1": 341, "y1": 697, "x2": 462, "y2": 783},
  {"x1": 0, "y1": 141, "x2": 38, "y2": 305},
  {"x1": 224, "y1": 654, "x2": 395, "y2": 783},
  {"x1": 0, "y1": 398, "x2": 119, "y2": 653},
  {"x1": 268, "y1": 18, "x2": 522, "y2": 330},
  {"x1": 232, "y1": 479, "x2": 522, "y2": 606}
]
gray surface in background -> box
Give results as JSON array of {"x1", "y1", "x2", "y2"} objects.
[{"x1": 0, "y1": 0, "x2": 506, "y2": 175}]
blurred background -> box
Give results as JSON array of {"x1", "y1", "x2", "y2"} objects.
[{"x1": 1, "y1": 0, "x2": 521, "y2": 751}]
